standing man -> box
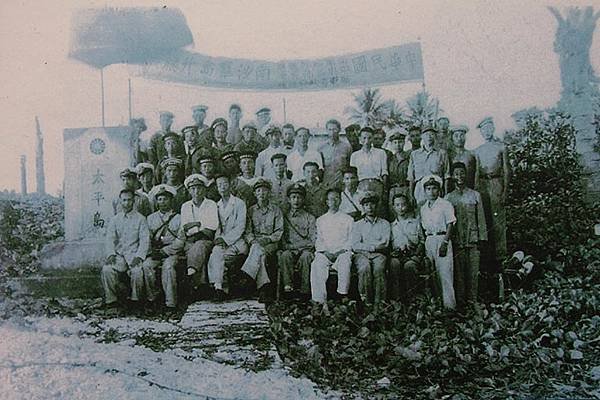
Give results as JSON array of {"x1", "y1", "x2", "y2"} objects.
[
  {"x1": 113, "y1": 168, "x2": 152, "y2": 217},
  {"x1": 339, "y1": 167, "x2": 362, "y2": 221},
  {"x1": 287, "y1": 127, "x2": 323, "y2": 182},
  {"x1": 350, "y1": 127, "x2": 388, "y2": 217},
  {"x1": 129, "y1": 118, "x2": 148, "y2": 165},
  {"x1": 191, "y1": 105, "x2": 213, "y2": 148},
  {"x1": 407, "y1": 126, "x2": 422, "y2": 153},
  {"x1": 420, "y1": 175, "x2": 456, "y2": 310},
  {"x1": 234, "y1": 122, "x2": 265, "y2": 155},
  {"x1": 255, "y1": 125, "x2": 288, "y2": 180},
  {"x1": 387, "y1": 130, "x2": 411, "y2": 219},
  {"x1": 241, "y1": 178, "x2": 284, "y2": 303},
  {"x1": 220, "y1": 150, "x2": 254, "y2": 208},
  {"x1": 160, "y1": 158, "x2": 189, "y2": 213},
  {"x1": 282, "y1": 123, "x2": 296, "y2": 150},
  {"x1": 344, "y1": 124, "x2": 361, "y2": 152},
  {"x1": 474, "y1": 117, "x2": 508, "y2": 269},
  {"x1": 207, "y1": 174, "x2": 248, "y2": 299},
  {"x1": 155, "y1": 132, "x2": 185, "y2": 184},
  {"x1": 446, "y1": 162, "x2": 487, "y2": 310},
  {"x1": 300, "y1": 161, "x2": 328, "y2": 218},
  {"x1": 163, "y1": 175, "x2": 218, "y2": 296},
  {"x1": 269, "y1": 153, "x2": 293, "y2": 212},
  {"x1": 448, "y1": 125, "x2": 478, "y2": 189},
  {"x1": 255, "y1": 107, "x2": 272, "y2": 142},
  {"x1": 142, "y1": 185, "x2": 181, "y2": 310},
  {"x1": 319, "y1": 119, "x2": 353, "y2": 189},
  {"x1": 101, "y1": 188, "x2": 150, "y2": 310},
  {"x1": 279, "y1": 183, "x2": 316, "y2": 300},
  {"x1": 136, "y1": 162, "x2": 155, "y2": 195},
  {"x1": 211, "y1": 118, "x2": 234, "y2": 158},
  {"x1": 227, "y1": 104, "x2": 243, "y2": 145},
  {"x1": 407, "y1": 126, "x2": 451, "y2": 205},
  {"x1": 148, "y1": 111, "x2": 185, "y2": 171},
  {"x1": 352, "y1": 193, "x2": 391, "y2": 305},
  {"x1": 182, "y1": 126, "x2": 202, "y2": 175},
  {"x1": 310, "y1": 188, "x2": 354, "y2": 304},
  {"x1": 238, "y1": 151, "x2": 260, "y2": 188},
  {"x1": 197, "y1": 155, "x2": 220, "y2": 202},
  {"x1": 435, "y1": 117, "x2": 451, "y2": 152}
]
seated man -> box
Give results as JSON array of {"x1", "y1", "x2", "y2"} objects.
[
  {"x1": 163, "y1": 174, "x2": 218, "y2": 296},
  {"x1": 207, "y1": 174, "x2": 249, "y2": 300},
  {"x1": 310, "y1": 188, "x2": 354, "y2": 304},
  {"x1": 279, "y1": 183, "x2": 316, "y2": 300},
  {"x1": 339, "y1": 166, "x2": 362, "y2": 221},
  {"x1": 352, "y1": 193, "x2": 391, "y2": 305},
  {"x1": 420, "y1": 175, "x2": 456, "y2": 310},
  {"x1": 241, "y1": 178, "x2": 284, "y2": 303},
  {"x1": 389, "y1": 193, "x2": 425, "y2": 302},
  {"x1": 101, "y1": 188, "x2": 150, "y2": 310},
  {"x1": 113, "y1": 168, "x2": 152, "y2": 217},
  {"x1": 141, "y1": 185, "x2": 181, "y2": 309}
]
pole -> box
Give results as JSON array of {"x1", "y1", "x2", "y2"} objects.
[
  {"x1": 283, "y1": 98, "x2": 287, "y2": 123},
  {"x1": 100, "y1": 68, "x2": 105, "y2": 127},
  {"x1": 20, "y1": 155, "x2": 27, "y2": 195},
  {"x1": 128, "y1": 78, "x2": 132, "y2": 122},
  {"x1": 35, "y1": 116, "x2": 46, "y2": 195}
]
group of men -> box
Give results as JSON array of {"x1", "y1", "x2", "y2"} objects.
[{"x1": 102, "y1": 103, "x2": 509, "y2": 313}]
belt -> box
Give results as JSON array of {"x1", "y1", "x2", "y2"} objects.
[{"x1": 426, "y1": 231, "x2": 447, "y2": 236}]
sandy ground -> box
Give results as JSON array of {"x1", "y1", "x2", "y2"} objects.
[{"x1": 0, "y1": 313, "x2": 330, "y2": 400}]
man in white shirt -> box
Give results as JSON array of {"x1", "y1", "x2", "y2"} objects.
[
  {"x1": 339, "y1": 167, "x2": 362, "y2": 221},
  {"x1": 255, "y1": 125, "x2": 288, "y2": 180},
  {"x1": 287, "y1": 127, "x2": 323, "y2": 181},
  {"x1": 163, "y1": 174, "x2": 218, "y2": 294},
  {"x1": 420, "y1": 175, "x2": 456, "y2": 310},
  {"x1": 207, "y1": 174, "x2": 248, "y2": 300},
  {"x1": 310, "y1": 188, "x2": 354, "y2": 304}
]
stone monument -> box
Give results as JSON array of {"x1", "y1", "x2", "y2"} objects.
[{"x1": 549, "y1": 6, "x2": 600, "y2": 200}]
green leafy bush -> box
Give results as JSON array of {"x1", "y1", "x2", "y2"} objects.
[{"x1": 505, "y1": 111, "x2": 600, "y2": 268}]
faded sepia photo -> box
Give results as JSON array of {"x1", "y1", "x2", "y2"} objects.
[{"x1": 1, "y1": 1, "x2": 599, "y2": 399}]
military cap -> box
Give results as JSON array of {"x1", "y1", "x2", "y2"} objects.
[
  {"x1": 270, "y1": 152, "x2": 287, "y2": 163},
  {"x1": 253, "y1": 178, "x2": 272, "y2": 191},
  {"x1": 163, "y1": 131, "x2": 180, "y2": 142},
  {"x1": 389, "y1": 131, "x2": 407, "y2": 141},
  {"x1": 119, "y1": 167, "x2": 137, "y2": 178},
  {"x1": 422, "y1": 174, "x2": 443, "y2": 189},
  {"x1": 159, "y1": 111, "x2": 174, "y2": 119},
  {"x1": 136, "y1": 162, "x2": 155, "y2": 176},
  {"x1": 302, "y1": 161, "x2": 320, "y2": 170},
  {"x1": 181, "y1": 125, "x2": 199, "y2": 135},
  {"x1": 221, "y1": 150, "x2": 239, "y2": 162},
  {"x1": 255, "y1": 107, "x2": 271, "y2": 115},
  {"x1": 191, "y1": 105, "x2": 208, "y2": 112},
  {"x1": 287, "y1": 183, "x2": 306, "y2": 197},
  {"x1": 211, "y1": 117, "x2": 228, "y2": 130},
  {"x1": 451, "y1": 124, "x2": 469, "y2": 133},
  {"x1": 477, "y1": 117, "x2": 494, "y2": 129},
  {"x1": 341, "y1": 166, "x2": 358, "y2": 176},
  {"x1": 359, "y1": 126, "x2": 375, "y2": 135},
  {"x1": 184, "y1": 174, "x2": 205, "y2": 189},
  {"x1": 359, "y1": 191, "x2": 379, "y2": 205},
  {"x1": 265, "y1": 125, "x2": 282, "y2": 136},
  {"x1": 451, "y1": 161, "x2": 467, "y2": 173},
  {"x1": 345, "y1": 124, "x2": 360, "y2": 132},
  {"x1": 239, "y1": 151, "x2": 257, "y2": 161},
  {"x1": 149, "y1": 184, "x2": 177, "y2": 200},
  {"x1": 199, "y1": 155, "x2": 215, "y2": 165},
  {"x1": 422, "y1": 126, "x2": 438, "y2": 135},
  {"x1": 241, "y1": 121, "x2": 258, "y2": 131},
  {"x1": 160, "y1": 157, "x2": 183, "y2": 170}
]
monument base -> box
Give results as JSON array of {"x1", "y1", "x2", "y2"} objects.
[{"x1": 13, "y1": 239, "x2": 106, "y2": 298}]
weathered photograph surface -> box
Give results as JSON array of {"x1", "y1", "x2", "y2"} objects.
[{"x1": 1, "y1": 1, "x2": 599, "y2": 399}]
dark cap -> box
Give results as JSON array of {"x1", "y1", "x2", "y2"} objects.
[
  {"x1": 253, "y1": 178, "x2": 272, "y2": 191},
  {"x1": 211, "y1": 118, "x2": 228, "y2": 130},
  {"x1": 221, "y1": 150, "x2": 239, "y2": 162},
  {"x1": 270, "y1": 153, "x2": 287, "y2": 163},
  {"x1": 341, "y1": 166, "x2": 358, "y2": 176},
  {"x1": 239, "y1": 151, "x2": 257, "y2": 161},
  {"x1": 256, "y1": 107, "x2": 271, "y2": 115},
  {"x1": 287, "y1": 183, "x2": 306, "y2": 197}
]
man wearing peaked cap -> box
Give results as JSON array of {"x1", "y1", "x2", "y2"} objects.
[
  {"x1": 197, "y1": 155, "x2": 220, "y2": 202},
  {"x1": 211, "y1": 117, "x2": 234, "y2": 158},
  {"x1": 235, "y1": 121, "x2": 266, "y2": 154},
  {"x1": 114, "y1": 167, "x2": 152, "y2": 217},
  {"x1": 238, "y1": 150, "x2": 260, "y2": 189},
  {"x1": 388, "y1": 128, "x2": 411, "y2": 219},
  {"x1": 184, "y1": 174, "x2": 205, "y2": 189},
  {"x1": 136, "y1": 162, "x2": 155, "y2": 195},
  {"x1": 279, "y1": 180, "x2": 316, "y2": 300},
  {"x1": 255, "y1": 107, "x2": 272, "y2": 149},
  {"x1": 181, "y1": 125, "x2": 202, "y2": 175},
  {"x1": 158, "y1": 157, "x2": 188, "y2": 213},
  {"x1": 148, "y1": 111, "x2": 186, "y2": 174},
  {"x1": 476, "y1": 116, "x2": 493, "y2": 129},
  {"x1": 242, "y1": 173, "x2": 284, "y2": 303},
  {"x1": 269, "y1": 152, "x2": 292, "y2": 212},
  {"x1": 191, "y1": 104, "x2": 213, "y2": 148},
  {"x1": 299, "y1": 160, "x2": 328, "y2": 218},
  {"x1": 140, "y1": 183, "x2": 181, "y2": 309},
  {"x1": 448, "y1": 124, "x2": 477, "y2": 189},
  {"x1": 220, "y1": 150, "x2": 255, "y2": 208}
]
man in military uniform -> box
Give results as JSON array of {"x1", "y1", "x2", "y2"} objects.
[
  {"x1": 101, "y1": 188, "x2": 150, "y2": 310},
  {"x1": 352, "y1": 193, "x2": 391, "y2": 305},
  {"x1": 191, "y1": 105, "x2": 213, "y2": 148},
  {"x1": 448, "y1": 125, "x2": 478, "y2": 189},
  {"x1": 160, "y1": 157, "x2": 189, "y2": 213},
  {"x1": 163, "y1": 174, "x2": 218, "y2": 296},
  {"x1": 279, "y1": 183, "x2": 316, "y2": 300},
  {"x1": 344, "y1": 124, "x2": 361, "y2": 152},
  {"x1": 282, "y1": 123, "x2": 296, "y2": 150},
  {"x1": 197, "y1": 155, "x2": 220, "y2": 202},
  {"x1": 220, "y1": 150, "x2": 254, "y2": 207},
  {"x1": 227, "y1": 104, "x2": 243, "y2": 145},
  {"x1": 407, "y1": 125, "x2": 422, "y2": 153},
  {"x1": 387, "y1": 130, "x2": 411, "y2": 219},
  {"x1": 155, "y1": 131, "x2": 185, "y2": 183},
  {"x1": 113, "y1": 168, "x2": 152, "y2": 217},
  {"x1": 318, "y1": 119, "x2": 352, "y2": 189},
  {"x1": 141, "y1": 184, "x2": 181, "y2": 310},
  {"x1": 435, "y1": 117, "x2": 451, "y2": 151},
  {"x1": 234, "y1": 121, "x2": 265, "y2": 154},
  {"x1": 238, "y1": 150, "x2": 260, "y2": 188},
  {"x1": 207, "y1": 174, "x2": 248, "y2": 300},
  {"x1": 148, "y1": 111, "x2": 185, "y2": 171},
  {"x1": 211, "y1": 118, "x2": 234, "y2": 158},
  {"x1": 269, "y1": 153, "x2": 293, "y2": 212},
  {"x1": 256, "y1": 107, "x2": 272, "y2": 144},
  {"x1": 255, "y1": 125, "x2": 288, "y2": 180},
  {"x1": 182, "y1": 125, "x2": 202, "y2": 175},
  {"x1": 474, "y1": 116, "x2": 509, "y2": 270},
  {"x1": 136, "y1": 162, "x2": 155, "y2": 195},
  {"x1": 339, "y1": 166, "x2": 362, "y2": 221},
  {"x1": 300, "y1": 161, "x2": 328, "y2": 218},
  {"x1": 445, "y1": 162, "x2": 487, "y2": 310},
  {"x1": 241, "y1": 178, "x2": 284, "y2": 303}
]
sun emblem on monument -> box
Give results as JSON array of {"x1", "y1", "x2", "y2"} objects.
[{"x1": 89, "y1": 138, "x2": 106, "y2": 155}]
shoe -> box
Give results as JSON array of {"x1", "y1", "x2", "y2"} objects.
[{"x1": 214, "y1": 289, "x2": 228, "y2": 302}]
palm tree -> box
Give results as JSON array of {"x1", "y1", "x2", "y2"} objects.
[
  {"x1": 344, "y1": 88, "x2": 392, "y2": 128},
  {"x1": 405, "y1": 90, "x2": 440, "y2": 127}
]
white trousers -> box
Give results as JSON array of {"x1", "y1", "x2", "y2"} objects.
[
  {"x1": 310, "y1": 251, "x2": 352, "y2": 303},
  {"x1": 425, "y1": 235, "x2": 456, "y2": 309}
]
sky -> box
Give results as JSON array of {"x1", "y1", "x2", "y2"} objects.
[{"x1": 1, "y1": 0, "x2": 599, "y2": 195}]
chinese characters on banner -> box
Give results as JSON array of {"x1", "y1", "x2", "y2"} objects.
[
  {"x1": 91, "y1": 168, "x2": 106, "y2": 230},
  {"x1": 137, "y1": 43, "x2": 424, "y2": 91}
]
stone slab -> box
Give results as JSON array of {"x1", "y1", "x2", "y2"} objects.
[
  {"x1": 40, "y1": 239, "x2": 105, "y2": 270},
  {"x1": 9, "y1": 268, "x2": 102, "y2": 298}
]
